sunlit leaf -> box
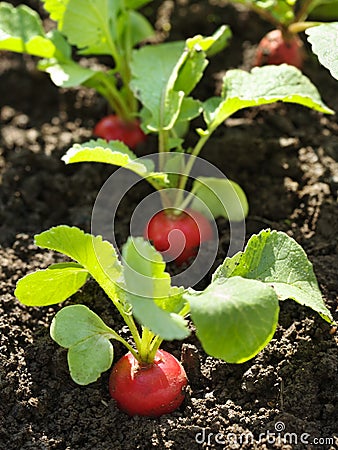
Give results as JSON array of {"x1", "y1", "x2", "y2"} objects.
[
  {"x1": 50, "y1": 305, "x2": 116, "y2": 385},
  {"x1": 186, "y1": 277, "x2": 279, "y2": 362},
  {"x1": 15, "y1": 263, "x2": 89, "y2": 306},
  {"x1": 204, "y1": 64, "x2": 334, "y2": 129},
  {"x1": 213, "y1": 229, "x2": 333, "y2": 322},
  {"x1": 0, "y1": 3, "x2": 55, "y2": 57},
  {"x1": 122, "y1": 237, "x2": 189, "y2": 340},
  {"x1": 62, "y1": 139, "x2": 170, "y2": 187},
  {"x1": 190, "y1": 176, "x2": 249, "y2": 221}
]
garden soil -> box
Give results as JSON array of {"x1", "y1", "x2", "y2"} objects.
[{"x1": 0, "y1": 1, "x2": 337, "y2": 449}]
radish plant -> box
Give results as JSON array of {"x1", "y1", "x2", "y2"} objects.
[
  {"x1": 15, "y1": 226, "x2": 334, "y2": 416},
  {"x1": 0, "y1": 0, "x2": 154, "y2": 147},
  {"x1": 227, "y1": 0, "x2": 338, "y2": 69},
  {"x1": 61, "y1": 29, "x2": 333, "y2": 264}
]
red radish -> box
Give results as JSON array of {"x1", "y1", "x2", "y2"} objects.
[
  {"x1": 144, "y1": 209, "x2": 214, "y2": 265},
  {"x1": 94, "y1": 114, "x2": 146, "y2": 149},
  {"x1": 254, "y1": 29, "x2": 304, "y2": 69},
  {"x1": 109, "y1": 349, "x2": 187, "y2": 417}
]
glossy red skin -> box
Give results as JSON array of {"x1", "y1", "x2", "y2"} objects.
[
  {"x1": 109, "y1": 349, "x2": 187, "y2": 417},
  {"x1": 93, "y1": 114, "x2": 146, "y2": 149},
  {"x1": 254, "y1": 29, "x2": 304, "y2": 69},
  {"x1": 144, "y1": 209, "x2": 214, "y2": 265}
]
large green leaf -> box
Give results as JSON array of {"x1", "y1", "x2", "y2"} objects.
[
  {"x1": 34, "y1": 226, "x2": 123, "y2": 301},
  {"x1": 15, "y1": 263, "x2": 89, "y2": 306},
  {"x1": 43, "y1": 0, "x2": 121, "y2": 55},
  {"x1": 62, "y1": 139, "x2": 170, "y2": 187},
  {"x1": 203, "y1": 65, "x2": 334, "y2": 129},
  {"x1": 186, "y1": 277, "x2": 279, "y2": 363},
  {"x1": 122, "y1": 238, "x2": 189, "y2": 340},
  {"x1": 190, "y1": 176, "x2": 249, "y2": 221},
  {"x1": 213, "y1": 229, "x2": 333, "y2": 323},
  {"x1": 0, "y1": 2, "x2": 55, "y2": 57},
  {"x1": 130, "y1": 41, "x2": 186, "y2": 131},
  {"x1": 306, "y1": 23, "x2": 338, "y2": 80},
  {"x1": 50, "y1": 305, "x2": 116, "y2": 385}
]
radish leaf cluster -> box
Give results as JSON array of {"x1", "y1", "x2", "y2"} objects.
[{"x1": 15, "y1": 226, "x2": 333, "y2": 385}]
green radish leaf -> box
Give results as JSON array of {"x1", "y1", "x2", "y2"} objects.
[
  {"x1": 213, "y1": 229, "x2": 333, "y2": 323},
  {"x1": 186, "y1": 277, "x2": 279, "y2": 363},
  {"x1": 185, "y1": 25, "x2": 231, "y2": 54},
  {"x1": 205, "y1": 25, "x2": 232, "y2": 57},
  {"x1": 174, "y1": 26, "x2": 230, "y2": 96},
  {"x1": 62, "y1": 139, "x2": 170, "y2": 187},
  {"x1": 131, "y1": 41, "x2": 186, "y2": 131},
  {"x1": 306, "y1": 23, "x2": 338, "y2": 80},
  {"x1": 50, "y1": 305, "x2": 116, "y2": 385},
  {"x1": 41, "y1": 0, "x2": 68, "y2": 25},
  {"x1": 131, "y1": 27, "x2": 228, "y2": 132},
  {"x1": 0, "y1": 2, "x2": 55, "y2": 57},
  {"x1": 176, "y1": 98, "x2": 203, "y2": 123},
  {"x1": 45, "y1": 29, "x2": 72, "y2": 60},
  {"x1": 42, "y1": 0, "x2": 120, "y2": 55},
  {"x1": 15, "y1": 263, "x2": 89, "y2": 307},
  {"x1": 228, "y1": 0, "x2": 295, "y2": 25},
  {"x1": 38, "y1": 30, "x2": 98, "y2": 87},
  {"x1": 190, "y1": 176, "x2": 249, "y2": 221},
  {"x1": 122, "y1": 237, "x2": 190, "y2": 340},
  {"x1": 222, "y1": 64, "x2": 334, "y2": 113},
  {"x1": 204, "y1": 65, "x2": 334, "y2": 129},
  {"x1": 34, "y1": 226, "x2": 123, "y2": 302},
  {"x1": 173, "y1": 46, "x2": 208, "y2": 96},
  {"x1": 125, "y1": 10, "x2": 154, "y2": 47},
  {"x1": 40, "y1": 60, "x2": 97, "y2": 87},
  {"x1": 155, "y1": 286, "x2": 186, "y2": 315}
]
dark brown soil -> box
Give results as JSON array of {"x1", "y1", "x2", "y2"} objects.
[{"x1": 1, "y1": 1, "x2": 337, "y2": 449}]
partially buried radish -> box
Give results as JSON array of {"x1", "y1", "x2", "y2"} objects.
[
  {"x1": 144, "y1": 208, "x2": 214, "y2": 265},
  {"x1": 109, "y1": 349, "x2": 187, "y2": 416},
  {"x1": 254, "y1": 29, "x2": 304, "y2": 69},
  {"x1": 94, "y1": 114, "x2": 146, "y2": 149}
]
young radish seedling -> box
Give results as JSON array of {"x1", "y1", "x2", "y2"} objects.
[
  {"x1": 0, "y1": 0, "x2": 154, "y2": 148},
  {"x1": 61, "y1": 29, "x2": 333, "y2": 264},
  {"x1": 227, "y1": 0, "x2": 338, "y2": 69},
  {"x1": 15, "y1": 226, "x2": 334, "y2": 416}
]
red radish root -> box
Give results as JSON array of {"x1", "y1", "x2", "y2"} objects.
[
  {"x1": 254, "y1": 29, "x2": 304, "y2": 69},
  {"x1": 109, "y1": 349, "x2": 187, "y2": 417},
  {"x1": 94, "y1": 115, "x2": 146, "y2": 148},
  {"x1": 144, "y1": 209, "x2": 214, "y2": 265}
]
